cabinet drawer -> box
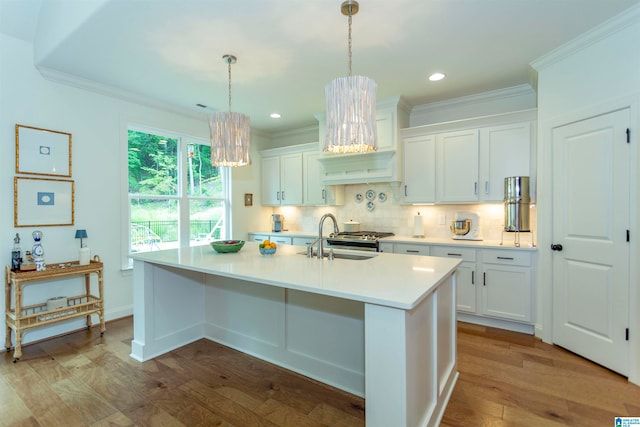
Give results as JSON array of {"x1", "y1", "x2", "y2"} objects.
[
  {"x1": 292, "y1": 237, "x2": 316, "y2": 247},
  {"x1": 482, "y1": 249, "x2": 531, "y2": 267},
  {"x1": 248, "y1": 233, "x2": 270, "y2": 243},
  {"x1": 431, "y1": 246, "x2": 477, "y2": 262},
  {"x1": 270, "y1": 235, "x2": 292, "y2": 245},
  {"x1": 395, "y1": 243, "x2": 429, "y2": 256}
]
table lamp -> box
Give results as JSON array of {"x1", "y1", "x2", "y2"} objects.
[{"x1": 75, "y1": 229, "x2": 88, "y2": 248}]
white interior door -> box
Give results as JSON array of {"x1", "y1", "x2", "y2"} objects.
[{"x1": 551, "y1": 108, "x2": 630, "y2": 375}]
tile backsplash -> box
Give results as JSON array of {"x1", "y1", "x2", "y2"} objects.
[{"x1": 271, "y1": 183, "x2": 537, "y2": 246}]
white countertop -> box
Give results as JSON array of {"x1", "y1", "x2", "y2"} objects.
[
  {"x1": 250, "y1": 231, "x2": 537, "y2": 251},
  {"x1": 381, "y1": 235, "x2": 538, "y2": 250},
  {"x1": 130, "y1": 243, "x2": 461, "y2": 310}
]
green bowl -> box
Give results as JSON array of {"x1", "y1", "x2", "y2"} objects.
[{"x1": 210, "y1": 240, "x2": 245, "y2": 253}]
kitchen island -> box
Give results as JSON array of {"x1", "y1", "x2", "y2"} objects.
[{"x1": 130, "y1": 243, "x2": 460, "y2": 427}]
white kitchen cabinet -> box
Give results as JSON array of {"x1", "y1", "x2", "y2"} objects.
[
  {"x1": 401, "y1": 109, "x2": 537, "y2": 205},
  {"x1": 389, "y1": 241, "x2": 535, "y2": 332},
  {"x1": 480, "y1": 249, "x2": 533, "y2": 323},
  {"x1": 315, "y1": 96, "x2": 411, "y2": 185},
  {"x1": 436, "y1": 129, "x2": 480, "y2": 203},
  {"x1": 260, "y1": 157, "x2": 280, "y2": 205},
  {"x1": 479, "y1": 121, "x2": 533, "y2": 202},
  {"x1": 260, "y1": 150, "x2": 303, "y2": 206},
  {"x1": 378, "y1": 242, "x2": 394, "y2": 253},
  {"x1": 394, "y1": 243, "x2": 430, "y2": 256},
  {"x1": 292, "y1": 236, "x2": 317, "y2": 247},
  {"x1": 303, "y1": 151, "x2": 344, "y2": 206},
  {"x1": 269, "y1": 235, "x2": 293, "y2": 246},
  {"x1": 247, "y1": 233, "x2": 270, "y2": 243},
  {"x1": 402, "y1": 134, "x2": 436, "y2": 203},
  {"x1": 247, "y1": 233, "x2": 293, "y2": 246},
  {"x1": 431, "y1": 246, "x2": 478, "y2": 314}
]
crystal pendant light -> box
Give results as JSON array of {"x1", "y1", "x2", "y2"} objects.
[
  {"x1": 324, "y1": 0, "x2": 377, "y2": 154},
  {"x1": 209, "y1": 54, "x2": 251, "y2": 167}
]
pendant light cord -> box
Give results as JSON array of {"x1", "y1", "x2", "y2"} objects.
[
  {"x1": 347, "y1": 9, "x2": 353, "y2": 77},
  {"x1": 227, "y1": 58, "x2": 232, "y2": 112}
]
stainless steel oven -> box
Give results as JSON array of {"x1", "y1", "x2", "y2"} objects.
[{"x1": 326, "y1": 231, "x2": 394, "y2": 252}]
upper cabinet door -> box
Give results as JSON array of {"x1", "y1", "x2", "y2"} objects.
[
  {"x1": 402, "y1": 134, "x2": 436, "y2": 203},
  {"x1": 260, "y1": 153, "x2": 303, "y2": 206},
  {"x1": 437, "y1": 129, "x2": 479, "y2": 203},
  {"x1": 280, "y1": 152, "x2": 303, "y2": 205},
  {"x1": 479, "y1": 121, "x2": 533, "y2": 202},
  {"x1": 261, "y1": 156, "x2": 281, "y2": 206}
]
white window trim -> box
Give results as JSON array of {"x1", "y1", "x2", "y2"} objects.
[{"x1": 121, "y1": 122, "x2": 230, "y2": 270}]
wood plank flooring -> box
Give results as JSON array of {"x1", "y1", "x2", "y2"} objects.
[{"x1": 1, "y1": 318, "x2": 638, "y2": 426}]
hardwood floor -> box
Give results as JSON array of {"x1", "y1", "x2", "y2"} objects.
[{"x1": 2, "y1": 318, "x2": 639, "y2": 426}]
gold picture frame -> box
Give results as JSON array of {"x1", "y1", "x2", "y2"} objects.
[
  {"x1": 244, "y1": 193, "x2": 253, "y2": 206},
  {"x1": 16, "y1": 124, "x2": 72, "y2": 177},
  {"x1": 14, "y1": 176, "x2": 75, "y2": 227}
]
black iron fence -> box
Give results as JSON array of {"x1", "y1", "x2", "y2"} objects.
[{"x1": 131, "y1": 219, "x2": 222, "y2": 243}]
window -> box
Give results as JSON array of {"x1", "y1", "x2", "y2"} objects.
[{"x1": 127, "y1": 127, "x2": 229, "y2": 257}]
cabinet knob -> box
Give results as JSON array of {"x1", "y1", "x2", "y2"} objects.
[{"x1": 550, "y1": 244, "x2": 563, "y2": 251}]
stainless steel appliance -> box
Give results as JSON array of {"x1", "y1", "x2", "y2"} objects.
[
  {"x1": 450, "y1": 212, "x2": 483, "y2": 240},
  {"x1": 504, "y1": 176, "x2": 530, "y2": 232},
  {"x1": 326, "y1": 231, "x2": 394, "y2": 252},
  {"x1": 501, "y1": 176, "x2": 534, "y2": 247},
  {"x1": 272, "y1": 214, "x2": 284, "y2": 232}
]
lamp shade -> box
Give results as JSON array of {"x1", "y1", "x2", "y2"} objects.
[
  {"x1": 324, "y1": 75, "x2": 377, "y2": 153},
  {"x1": 75, "y1": 229, "x2": 88, "y2": 239},
  {"x1": 209, "y1": 111, "x2": 251, "y2": 167}
]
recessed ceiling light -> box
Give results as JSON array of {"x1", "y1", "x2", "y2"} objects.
[
  {"x1": 270, "y1": 113, "x2": 281, "y2": 119},
  {"x1": 428, "y1": 72, "x2": 446, "y2": 82}
]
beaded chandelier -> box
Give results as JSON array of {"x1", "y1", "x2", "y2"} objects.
[
  {"x1": 209, "y1": 54, "x2": 251, "y2": 167},
  {"x1": 324, "y1": 0, "x2": 377, "y2": 154}
]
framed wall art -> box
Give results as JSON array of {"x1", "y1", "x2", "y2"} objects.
[
  {"x1": 16, "y1": 124, "x2": 72, "y2": 177},
  {"x1": 14, "y1": 177, "x2": 75, "y2": 227}
]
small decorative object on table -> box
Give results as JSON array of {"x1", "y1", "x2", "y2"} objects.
[
  {"x1": 259, "y1": 239, "x2": 277, "y2": 255},
  {"x1": 76, "y1": 229, "x2": 90, "y2": 265},
  {"x1": 32, "y1": 230, "x2": 45, "y2": 271},
  {"x1": 11, "y1": 233, "x2": 22, "y2": 272},
  {"x1": 210, "y1": 240, "x2": 245, "y2": 253}
]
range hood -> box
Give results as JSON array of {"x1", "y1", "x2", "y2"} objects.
[
  {"x1": 315, "y1": 96, "x2": 410, "y2": 185},
  {"x1": 317, "y1": 151, "x2": 399, "y2": 184}
]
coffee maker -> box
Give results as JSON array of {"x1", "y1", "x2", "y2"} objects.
[{"x1": 272, "y1": 214, "x2": 284, "y2": 232}]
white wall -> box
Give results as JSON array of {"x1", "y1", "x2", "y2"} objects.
[
  {"x1": 0, "y1": 33, "x2": 264, "y2": 347},
  {"x1": 532, "y1": 8, "x2": 640, "y2": 384}
]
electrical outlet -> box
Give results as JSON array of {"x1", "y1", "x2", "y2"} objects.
[{"x1": 439, "y1": 215, "x2": 446, "y2": 225}]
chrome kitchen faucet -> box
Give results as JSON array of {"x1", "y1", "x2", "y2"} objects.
[{"x1": 317, "y1": 213, "x2": 339, "y2": 259}]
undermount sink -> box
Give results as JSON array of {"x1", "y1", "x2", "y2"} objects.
[{"x1": 297, "y1": 251, "x2": 377, "y2": 261}]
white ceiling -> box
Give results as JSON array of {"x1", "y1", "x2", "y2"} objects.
[{"x1": 2, "y1": 0, "x2": 639, "y2": 134}]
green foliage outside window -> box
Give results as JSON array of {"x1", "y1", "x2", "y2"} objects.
[{"x1": 127, "y1": 129, "x2": 227, "y2": 250}]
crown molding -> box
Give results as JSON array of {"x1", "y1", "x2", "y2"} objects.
[
  {"x1": 411, "y1": 84, "x2": 535, "y2": 117},
  {"x1": 37, "y1": 66, "x2": 212, "y2": 121},
  {"x1": 531, "y1": 3, "x2": 640, "y2": 71}
]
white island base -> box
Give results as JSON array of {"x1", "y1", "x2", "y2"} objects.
[{"x1": 130, "y1": 245, "x2": 459, "y2": 426}]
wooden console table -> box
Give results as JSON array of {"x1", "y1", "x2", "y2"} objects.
[{"x1": 5, "y1": 259, "x2": 105, "y2": 362}]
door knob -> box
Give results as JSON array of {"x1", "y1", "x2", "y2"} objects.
[{"x1": 550, "y1": 244, "x2": 563, "y2": 251}]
